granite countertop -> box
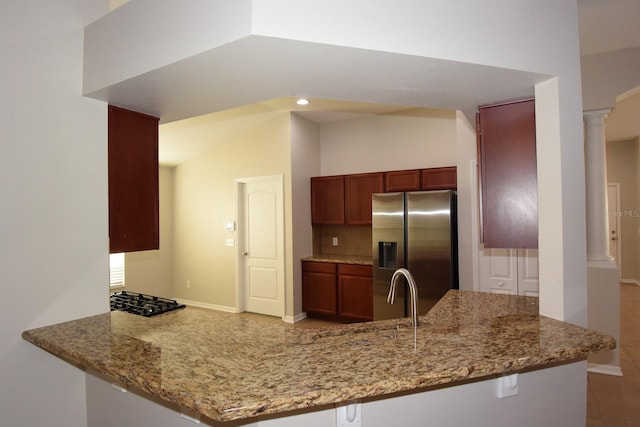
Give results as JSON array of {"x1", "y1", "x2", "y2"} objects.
[
  {"x1": 301, "y1": 255, "x2": 373, "y2": 265},
  {"x1": 22, "y1": 290, "x2": 614, "y2": 423}
]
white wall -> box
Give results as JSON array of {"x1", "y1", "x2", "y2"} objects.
[
  {"x1": 86, "y1": 361, "x2": 588, "y2": 427},
  {"x1": 84, "y1": 0, "x2": 253, "y2": 97},
  {"x1": 0, "y1": 1, "x2": 109, "y2": 426}
]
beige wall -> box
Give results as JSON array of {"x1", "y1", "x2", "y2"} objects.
[
  {"x1": 290, "y1": 114, "x2": 321, "y2": 317},
  {"x1": 171, "y1": 109, "x2": 292, "y2": 310},
  {"x1": 455, "y1": 112, "x2": 479, "y2": 291},
  {"x1": 124, "y1": 167, "x2": 174, "y2": 297},
  {"x1": 606, "y1": 138, "x2": 640, "y2": 282},
  {"x1": 144, "y1": 107, "x2": 458, "y2": 318},
  {"x1": 320, "y1": 109, "x2": 457, "y2": 176}
]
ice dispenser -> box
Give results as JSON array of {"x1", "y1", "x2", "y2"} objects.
[{"x1": 378, "y1": 242, "x2": 398, "y2": 268}]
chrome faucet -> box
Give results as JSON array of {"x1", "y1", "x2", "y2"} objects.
[{"x1": 387, "y1": 268, "x2": 419, "y2": 327}]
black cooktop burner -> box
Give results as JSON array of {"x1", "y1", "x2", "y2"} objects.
[{"x1": 110, "y1": 291, "x2": 185, "y2": 317}]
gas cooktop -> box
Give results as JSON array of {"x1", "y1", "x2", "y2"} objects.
[{"x1": 110, "y1": 291, "x2": 185, "y2": 317}]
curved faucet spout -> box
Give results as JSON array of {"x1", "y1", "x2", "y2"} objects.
[{"x1": 387, "y1": 268, "x2": 419, "y2": 327}]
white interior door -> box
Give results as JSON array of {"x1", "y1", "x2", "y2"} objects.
[
  {"x1": 237, "y1": 175, "x2": 285, "y2": 317},
  {"x1": 607, "y1": 183, "x2": 621, "y2": 267}
]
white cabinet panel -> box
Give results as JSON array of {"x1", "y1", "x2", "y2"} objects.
[
  {"x1": 518, "y1": 249, "x2": 539, "y2": 297},
  {"x1": 478, "y1": 248, "x2": 538, "y2": 296},
  {"x1": 478, "y1": 248, "x2": 518, "y2": 294}
]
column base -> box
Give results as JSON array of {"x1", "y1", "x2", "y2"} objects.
[
  {"x1": 587, "y1": 264, "x2": 620, "y2": 375},
  {"x1": 587, "y1": 257, "x2": 617, "y2": 269}
]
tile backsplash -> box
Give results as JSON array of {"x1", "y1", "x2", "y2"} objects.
[{"x1": 313, "y1": 225, "x2": 372, "y2": 258}]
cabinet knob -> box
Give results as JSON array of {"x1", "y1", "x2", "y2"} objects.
[{"x1": 498, "y1": 281, "x2": 505, "y2": 287}]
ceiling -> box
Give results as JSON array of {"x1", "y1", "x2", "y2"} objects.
[
  {"x1": 577, "y1": 0, "x2": 640, "y2": 143},
  {"x1": 157, "y1": 1, "x2": 640, "y2": 166},
  {"x1": 577, "y1": 0, "x2": 640, "y2": 56}
]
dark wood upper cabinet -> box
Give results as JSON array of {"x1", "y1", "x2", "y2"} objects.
[
  {"x1": 345, "y1": 172, "x2": 384, "y2": 225},
  {"x1": 108, "y1": 105, "x2": 160, "y2": 253},
  {"x1": 384, "y1": 169, "x2": 421, "y2": 192},
  {"x1": 422, "y1": 166, "x2": 457, "y2": 190},
  {"x1": 477, "y1": 98, "x2": 537, "y2": 248},
  {"x1": 311, "y1": 175, "x2": 345, "y2": 225}
]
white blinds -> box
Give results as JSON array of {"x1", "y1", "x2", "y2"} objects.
[{"x1": 109, "y1": 253, "x2": 125, "y2": 287}]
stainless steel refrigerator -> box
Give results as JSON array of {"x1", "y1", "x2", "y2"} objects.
[{"x1": 372, "y1": 190, "x2": 458, "y2": 321}]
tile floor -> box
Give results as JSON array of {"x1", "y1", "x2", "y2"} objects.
[
  {"x1": 237, "y1": 284, "x2": 640, "y2": 426},
  {"x1": 587, "y1": 283, "x2": 640, "y2": 427}
]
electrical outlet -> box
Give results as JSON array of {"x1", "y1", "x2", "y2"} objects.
[
  {"x1": 186, "y1": 280, "x2": 191, "y2": 289},
  {"x1": 332, "y1": 236, "x2": 339, "y2": 246}
]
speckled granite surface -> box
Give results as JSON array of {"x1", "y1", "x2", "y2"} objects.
[
  {"x1": 22, "y1": 290, "x2": 614, "y2": 422},
  {"x1": 301, "y1": 255, "x2": 373, "y2": 265}
]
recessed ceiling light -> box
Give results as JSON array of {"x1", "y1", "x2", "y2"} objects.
[{"x1": 296, "y1": 98, "x2": 310, "y2": 106}]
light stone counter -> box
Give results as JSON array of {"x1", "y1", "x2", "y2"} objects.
[
  {"x1": 22, "y1": 291, "x2": 614, "y2": 423},
  {"x1": 301, "y1": 255, "x2": 373, "y2": 265}
]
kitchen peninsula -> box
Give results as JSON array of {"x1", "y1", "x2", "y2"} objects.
[{"x1": 22, "y1": 291, "x2": 614, "y2": 426}]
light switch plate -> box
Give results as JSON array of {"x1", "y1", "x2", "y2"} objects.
[
  {"x1": 496, "y1": 373, "x2": 519, "y2": 398},
  {"x1": 336, "y1": 402, "x2": 361, "y2": 426},
  {"x1": 224, "y1": 221, "x2": 236, "y2": 232}
]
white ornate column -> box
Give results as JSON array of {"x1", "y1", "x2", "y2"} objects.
[
  {"x1": 583, "y1": 109, "x2": 613, "y2": 264},
  {"x1": 584, "y1": 108, "x2": 621, "y2": 376}
]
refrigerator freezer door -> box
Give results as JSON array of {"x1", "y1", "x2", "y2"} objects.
[
  {"x1": 372, "y1": 192, "x2": 406, "y2": 320},
  {"x1": 407, "y1": 191, "x2": 456, "y2": 316}
]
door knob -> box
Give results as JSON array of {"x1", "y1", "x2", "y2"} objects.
[{"x1": 242, "y1": 251, "x2": 248, "y2": 256}]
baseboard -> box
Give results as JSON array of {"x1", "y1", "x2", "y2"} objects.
[
  {"x1": 175, "y1": 298, "x2": 237, "y2": 314},
  {"x1": 620, "y1": 278, "x2": 640, "y2": 286},
  {"x1": 282, "y1": 312, "x2": 307, "y2": 324},
  {"x1": 587, "y1": 363, "x2": 623, "y2": 376}
]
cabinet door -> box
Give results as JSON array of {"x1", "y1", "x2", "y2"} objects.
[
  {"x1": 302, "y1": 272, "x2": 337, "y2": 315},
  {"x1": 421, "y1": 167, "x2": 457, "y2": 190},
  {"x1": 338, "y1": 275, "x2": 373, "y2": 321},
  {"x1": 384, "y1": 170, "x2": 421, "y2": 192},
  {"x1": 478, "y1": 99, "x2": 537, "y2": 248},
  {"x1": 345, "y1": 173, "x2": 384, "y2": 225},
  {"x1": 517, "y1": 249, "x2": 539, "y2": 297},
  {"x1": 302, "y1": 261, "x2": 337, "y2": 315},
  {"x1": 311, "y1": 176, "x2": 345, "y2": 225},
  {"x1": 108, "y1": 105, "x2": 160, "y2": 253},
  {"x1": 477, "y1": 247, "x2": 518, "y2": 295}
]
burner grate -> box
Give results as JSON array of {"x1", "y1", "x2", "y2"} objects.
[{"x1": 110, "y1": 291, "x2": 185, "y2": 317}]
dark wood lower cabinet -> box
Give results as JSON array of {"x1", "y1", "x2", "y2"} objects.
[
  {"x1": 302, "y1": 262, "x2": 337, "y2": 315},
  {"x1": 302, "y1": 261, "x2": 373, "y2": 322},
  {"x1": 337, "y1": 264, "x2": 373, "y2": 321}
]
